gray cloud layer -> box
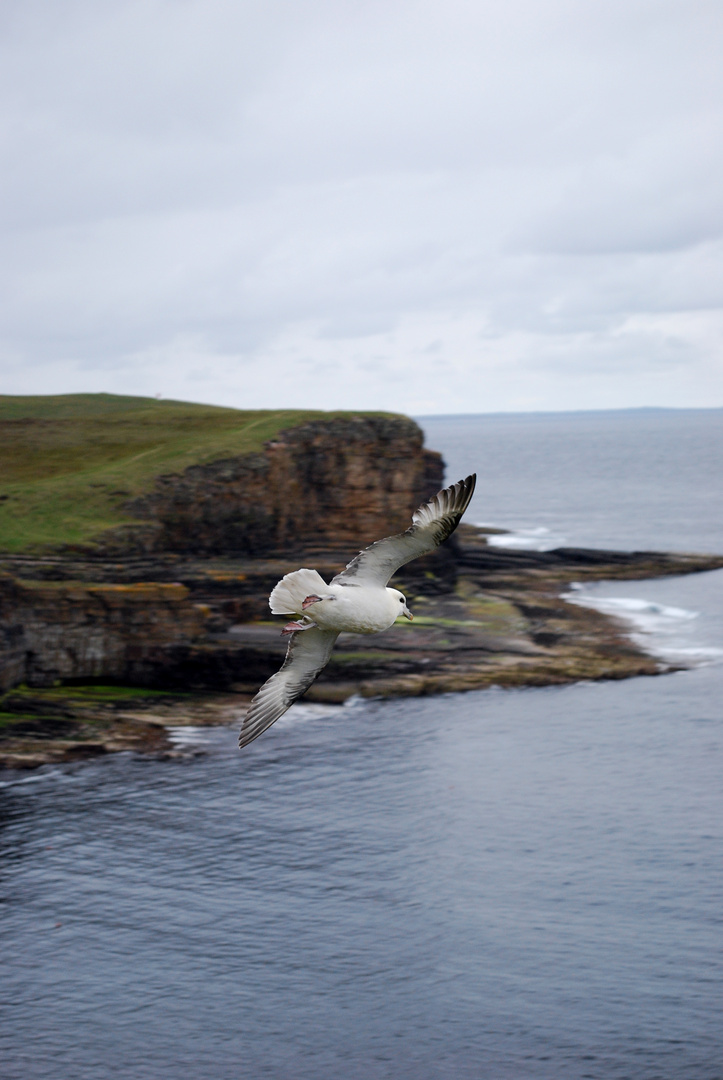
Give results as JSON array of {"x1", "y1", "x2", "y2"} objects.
[{"x1": 1, "y1": 0, "x2": 722, "y2": 411}]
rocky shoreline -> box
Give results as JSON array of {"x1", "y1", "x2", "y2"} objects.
[
  {"x1": 3, "y1": 407, "x2": 722, "y2": 769},
  {"x1": 2, "y1": 530, "x2": 722, "y2": 769},
  {"x1": 0, "y1": 687, "x2": 245, "y2": 770}
]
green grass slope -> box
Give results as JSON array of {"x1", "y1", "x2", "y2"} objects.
[{"x1": 0, "y1": 394, "x2": 392, "y2": 552}]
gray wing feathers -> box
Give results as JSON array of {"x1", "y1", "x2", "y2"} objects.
[
  {"x1": 332, "y1": 474, "x2": 476, "y2": 588},
  {"x1": 238, "y1": 628, "x2": 340, "y2": 749}
]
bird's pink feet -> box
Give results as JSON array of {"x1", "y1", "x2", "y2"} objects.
[
  {"x1": 301, "y1": 594, "x2": 323, "y2": 609},
  {"x1": 282, "y1": 620, "x2": 307, "y2": 635}
]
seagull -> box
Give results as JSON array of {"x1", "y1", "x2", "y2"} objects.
[{"x1": 238, "y1": 473, "x2": 476, "y2": 749}]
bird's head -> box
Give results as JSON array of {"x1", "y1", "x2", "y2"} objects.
[{"x1": 389, "y1": 588, "x2": 413, "y2": 620}]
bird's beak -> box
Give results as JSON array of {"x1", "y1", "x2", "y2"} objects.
[{"x1": 403, "y1": 606, "x2": 413, "y2": 620}]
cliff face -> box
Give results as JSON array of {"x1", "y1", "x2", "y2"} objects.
[
  {"x1": 116, "y1": 416, "x2": 443, "y2": 556},
  {"x1": 0, "y1": 577, "x2": 207, "y2": 690},
  {"x1": 0, "y1": 415, "x2": 444, "y2": 691}
]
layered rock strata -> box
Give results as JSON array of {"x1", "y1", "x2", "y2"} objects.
[{"x1": 106, "y1": 415, "x2": 443, "y2": 556}]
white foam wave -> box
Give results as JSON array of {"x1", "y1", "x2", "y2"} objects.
[
  {"x1": 481, "y1": 525, "x2": 567, "y2": 552},
  {"x1": 563, "y1": 588, "x2": 723, "y2": 667},
  {"x1": 273, "y1": 695, "x2": 365, "y2": 729},
  {"x1": 167, "y1": 726, "x2": 217, "y2": 748},
  {"x1": 564, "y1": 593, "x2": 697, "y2": 625}
]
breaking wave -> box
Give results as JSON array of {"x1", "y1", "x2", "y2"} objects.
[{"x1": 563, "y1": 586, "x2": 723, "y2": 667}]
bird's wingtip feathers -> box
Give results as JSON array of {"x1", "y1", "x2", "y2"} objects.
[{"x1": 412, "y1": 473, "x2": 476, "y2": 527}]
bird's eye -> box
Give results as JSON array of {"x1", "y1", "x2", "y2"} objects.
[{"x1": 399, "y1": 597, "x2": 404, "y2": 602}]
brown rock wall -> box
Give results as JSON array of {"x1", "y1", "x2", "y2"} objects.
[
  {"x1": 0, "y1": 416, "x2": 444, "y2": 692},
  {"x1": 119, "y1": 415, "x2": 443, "y2": 556}
]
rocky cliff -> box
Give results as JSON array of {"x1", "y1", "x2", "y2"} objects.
[
  {"x1": 0, "y1": 414, "x2": 444, "y2": 692},
  {"x1": 109, "y1": 415, "x2": 443, "y2": 556},
  {"x1": 0, "y1": 576, "x2": 207, "y2": 690}
]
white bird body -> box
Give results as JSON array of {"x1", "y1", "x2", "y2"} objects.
[
  {"x1": 270, "y1": 571, "x2": 411, "y2": 634},
  {"x1": 239, "y1": 474, "x2": 476, "y2": 749}
]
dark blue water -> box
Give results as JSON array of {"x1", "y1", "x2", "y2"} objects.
[
  {"x1": 2, "y1": 409, "x2": 722, "y2": 1080},
  {"x1": 421, "y1": 409, "x2": 723, "y2": 553}
]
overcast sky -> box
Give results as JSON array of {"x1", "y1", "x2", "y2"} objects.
[{"x1": 1, "y1": 0, "x2": 722, "y2": 414}]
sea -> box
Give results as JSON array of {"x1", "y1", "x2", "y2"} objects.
[{"x1": 1, "y1": 408, "x2": 722, "y2": 1080}]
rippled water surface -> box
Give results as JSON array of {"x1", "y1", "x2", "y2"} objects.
[
  {"x1": 2, "y1": 410, "x2": 722, "y2": 1079},
  {"x1": 421, "y1": 408, "x2": 723, "y2": 553}
]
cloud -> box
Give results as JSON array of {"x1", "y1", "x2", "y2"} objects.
[{"x1": 1, "y1": 0, "x2": 722, "y2": 411}]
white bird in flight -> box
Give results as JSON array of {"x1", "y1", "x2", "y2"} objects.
[{"x1": 238, "y1": 473, "x2": 476, "y2": 749}]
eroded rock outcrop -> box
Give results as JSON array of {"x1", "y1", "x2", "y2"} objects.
[
  {"x1": 0, "y1": 415, "x2": 444, "y2": 692},
  {"x1": 112, "y1": 416, "x2": 443, "y2": 556},
  {"x1": 0, "y1": 576, "x2": 207, "y2": 690}
]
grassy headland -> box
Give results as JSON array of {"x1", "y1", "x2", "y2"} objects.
[{"x1": 0, "y1": 394, "x2": 390, "y2": 552}]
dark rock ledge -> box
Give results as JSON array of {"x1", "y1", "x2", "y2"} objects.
[{"x1": 2, "y1": 528, "x2": 722, "y2": 769}]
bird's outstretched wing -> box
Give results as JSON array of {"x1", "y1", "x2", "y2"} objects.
[
  {"x1": 238, "y1": 628, "x2": 340, "y2": 749},
  {"x1": 331, "y1": 474, "x2": 476, "y2": 589}
]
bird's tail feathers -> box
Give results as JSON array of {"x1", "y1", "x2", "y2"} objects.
[{"x1": 269, "y1": 568, "x2": 329, "y2": 615}]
